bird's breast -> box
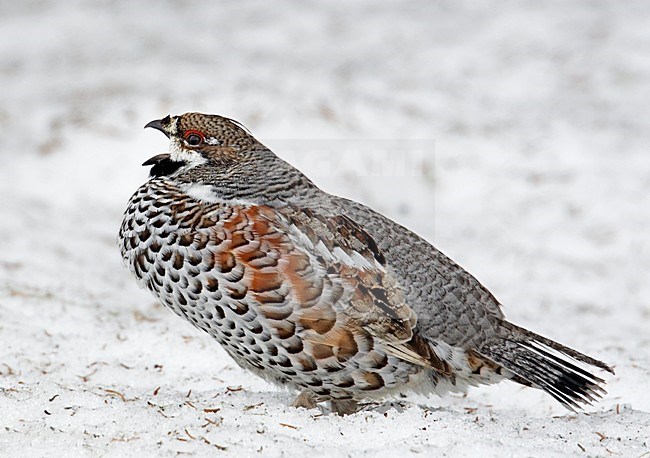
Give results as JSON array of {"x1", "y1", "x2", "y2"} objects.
[{"x1": 117, "y1": 179, "x2": 427, "y2": 399}]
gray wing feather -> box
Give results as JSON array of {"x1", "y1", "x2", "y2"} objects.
[{"x1": 329, "y1": 196, "x2": 504, "y2": 348}]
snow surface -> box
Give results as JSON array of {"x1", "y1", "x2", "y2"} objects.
[{"x1": 1, "y1": 1, "x2": 649, "y2": 456}]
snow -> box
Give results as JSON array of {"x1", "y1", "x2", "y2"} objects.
[{"x1": 1, "y1": 1, "x2": 649, "y2": 456}]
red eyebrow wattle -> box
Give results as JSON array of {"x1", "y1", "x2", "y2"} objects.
[{"x1": 183, "y1": 129, "x2": 204, "y2": 139}]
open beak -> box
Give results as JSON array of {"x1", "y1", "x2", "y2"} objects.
[
  {"x1": 144, "y1": 118, "x2": 170, "y2": 138},
  {"x1": 142, "y1": 153, "x2": 171, "y2": 166}
]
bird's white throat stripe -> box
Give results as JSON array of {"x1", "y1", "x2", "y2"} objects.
[
  {"x1": 169, "y1": 140, "x2": 208, "y2": 165},
  {"x1": 183, "y1": 183, "x2": 254, "y2": 206}
]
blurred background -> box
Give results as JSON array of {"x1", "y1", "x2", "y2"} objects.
[{"x1": 1, "y1": 1, "x2": 649, "y2": 455}]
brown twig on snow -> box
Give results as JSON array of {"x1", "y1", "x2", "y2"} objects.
[
  {"x1": 201, "y1": 417, "x2": 221, "y2": 428},
  {"x1": 77, "y1": 367, "x2": 98, "y2": 382},
  {"x1": 279, "y1": 423, "x2": 298, "y2": 430},
  {"x1": 102, "y1": 388, "x2": 126, "y2": 402},
  {"x1": 200, "y1": 436, "x2": 227, "y2": 450},
  {"x1": 1, "y1": 363, "x2": 16, "y2": 376}
]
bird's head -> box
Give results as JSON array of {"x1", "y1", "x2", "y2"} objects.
[{"x1": 143, "y1": 112, "x2": 259, "y2": 176}]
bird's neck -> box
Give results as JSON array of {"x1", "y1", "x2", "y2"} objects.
[{"x1": 173, "y1": 153, "x2": 321, "y2": 206}]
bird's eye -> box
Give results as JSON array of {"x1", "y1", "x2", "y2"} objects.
[
  {"x1": 187, "y1": 134, "x2": 202, "y2": 146},
  {"x1": 184, "y1": 130, "x2": 204, "y2": 147}
]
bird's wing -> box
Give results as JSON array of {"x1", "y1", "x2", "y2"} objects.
[
  {"x1": 239, "y1": 203, "x2": 451, "y2": 374},
  {"x1": 331, "y1": 196, "x2": 505, "y2": 350}
]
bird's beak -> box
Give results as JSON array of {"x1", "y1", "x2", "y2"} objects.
[
  {"x1": 142, "y1": 153, "x2": 171, "y2": 166},
  {"x1": 144, "y1": 119, "x2": 170, "y2": 138}
]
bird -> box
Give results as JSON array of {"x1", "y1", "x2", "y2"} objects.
[{"x1": 119, "y1": 112, "x2": 613, "y2": 415}]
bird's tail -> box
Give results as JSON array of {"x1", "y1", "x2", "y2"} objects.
[{"x1": 478, "y1": 320, "x2": 614, "y2": 411}]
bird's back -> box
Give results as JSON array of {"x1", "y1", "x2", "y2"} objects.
[{"x1": 327, "y1": 196, "x2": 506, "y2": 345}]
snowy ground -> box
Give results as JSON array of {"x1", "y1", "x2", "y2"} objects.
[{"x1": 1, "y1": 1, "x2": 650, "y2": 456}]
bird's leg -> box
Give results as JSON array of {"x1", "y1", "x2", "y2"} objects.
[
  {"x1": 291, "y1": 391, "x2": 318, "y2": 410},
  {"x1": 329, "y1": 399, "x2": 360, "y2": 416}
]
